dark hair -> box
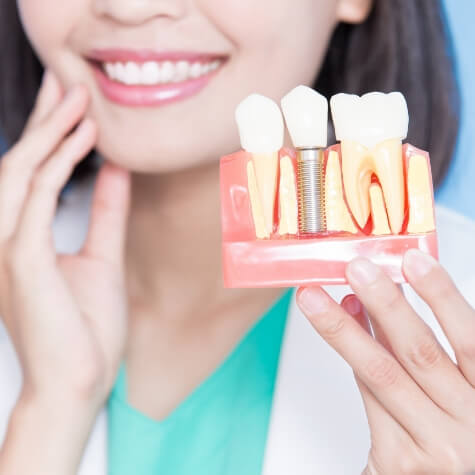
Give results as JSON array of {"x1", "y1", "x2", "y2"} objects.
[{"x1": 0, "y1": 0, "x2": 459, "y2": 187}]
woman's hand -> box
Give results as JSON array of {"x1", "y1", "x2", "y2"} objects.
[
  {"x1": 296, "y1": 250, "x2": 475, "y2": 475},
  {"x1": 0, "y1": 71, "x2": 130, "y2": 473}
]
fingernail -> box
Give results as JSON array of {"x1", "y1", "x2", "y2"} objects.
[
  {"x1": 297, "y1": 287, "x2": 329, "y2": 315},
  {"x1": 403, "y1": 249, "x2": 437, "y2": 279},
  {"x1": 341, "y1": 295, "x2": 362, "y2": 316},
  {"x1": 346, "y1": 258, "x2": 379, "y2": 286}
]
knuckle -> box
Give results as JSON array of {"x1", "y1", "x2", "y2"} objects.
[
  {"x1": 364, "y1": 355, "x2": 399, "y2": 388},
  {"x1": 406, "y1": 330, "x2": 442, "y2": 370},
  {"x1": 317, "y1": 315, "x2": 346, "y2": 340},
  {"x1": 374, "y1": 286, "x2": 405, "y2": 315}
]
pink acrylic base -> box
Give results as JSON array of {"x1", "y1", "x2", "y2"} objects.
[
  {"x1": 220, "y1": 145, "x2": 438, "y2": 288},
  {"x1": 222, "y1": 232, "x2": 438, "y2": 288}
]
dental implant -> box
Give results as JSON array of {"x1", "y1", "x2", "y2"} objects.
[{"x1": 281, "y1": 86, "x2": 328, "y2": 235}]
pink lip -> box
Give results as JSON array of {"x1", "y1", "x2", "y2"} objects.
[{"x1": 88, "y1": 49, "x2": 225, "y2": 107}]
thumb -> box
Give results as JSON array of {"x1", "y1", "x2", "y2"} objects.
[{"x1": 82, "y1": 161, "x2": 131, "y2": 267}]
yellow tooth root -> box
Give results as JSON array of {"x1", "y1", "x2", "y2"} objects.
[
  {"x1": 370, "y1": 183, "x2": 391, "y2": 235},
  {"x1": 278, "y1": 156, "x2": 298, "y2": 235},
  {"x1": 406, "y1": 155, "x2": 436, "y2": 234},
  {"x1": 247, "y1": 160, "x2": 269, "y2": 239},
  {"x1": 252, "y1": 152, "x2": 279, "y2": 235},
  {"x1": 325, "y1": 151, "x2": 357, "y2": 233},
  {"x1": 341, "y1": 139, "x2": 405, "y2": 234}
]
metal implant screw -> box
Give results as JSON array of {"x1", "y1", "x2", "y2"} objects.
[{"x1": 296, "y1": 148, "x2": 326, "y2": 235}]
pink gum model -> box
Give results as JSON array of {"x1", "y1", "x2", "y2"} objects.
[{"x1": 220, "y1": 144, "x2": 438, "y2": 288}]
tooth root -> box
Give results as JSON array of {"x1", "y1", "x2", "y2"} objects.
[
  {"x1": 341, "y1": 141, "x2": 372, "y2": 229},
  {"x1": 372, "y1": 139, "x2": 405, "y2": 234},
  {"x1": 325, "y1": 151, "x2": 357, "y2": 233},
  {"x1": 252, "y1": 152, "x2": 278, "y2": 235},
  {"x1": 406, "y1": 154, "x2": 436, "y2": 234},
  {"x1": 247, "y1": 161, "x2": 269, "y2": 239},
  {"x1": 278, "y1": 156, "x2": 298, "y2": 235},
  {"x1": 370, "y1": 183, "x2": 391, "y2": 235}
]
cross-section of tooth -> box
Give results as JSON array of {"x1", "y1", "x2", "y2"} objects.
[
  {"x1": 331, "y1": 92, "x2": 408, "y2": 234},
  {"x1": 278, "y1": 156, "x2": 298, "y2": 235},
  {"x1": 235, "y1": 94, "x2": 284, "y2": 236},
  {"x1": 325, "y1": 151, "x2": 357, "y2": 233},
  {"x1": 369, "y1": 183, "x2": 391, "y2": 235},
  {"x1": 406, "y1": 154, "x2": 436, "y2": 234}
]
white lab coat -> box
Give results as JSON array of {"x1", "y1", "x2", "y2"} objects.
[{"x1": 1, "y1": 175, "x2": 474, "y2": 475}]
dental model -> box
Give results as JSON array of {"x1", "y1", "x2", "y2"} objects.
[
  {"x1": 281, "y1": 86, "x2": 327, "y2": 235},
  {"x1": 235, "y1": 94, "x2": 284, "y2": 238},
  {"x1": 220, "y1": 88, "x2": 437, "y2": 287}
]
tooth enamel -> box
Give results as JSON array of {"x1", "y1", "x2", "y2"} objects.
[
  {"x1": 160, "y1": 61, "x2": 175, "y2": 83},
  {"x1": 235, "y1": 94, "x2": 284, "y2": 236},
  {"x1": 141, "y1": 61, "x2": 160, "y2": 85},
  {"x1": 189, "y1": 62, "x2": 202, "y2": 79},
  {"x1": 124, "y1": 62, "x2": 141, "y2": 85},
  {"x1": 281, "y1": 85, "x2": 328, "y2": 148},
  {"x1": 174, "y1": 60, "x2": 189, "y2": 82},
  {"x1": 103, "y1": 59, "x2": 219, "y2": 85},
  {"x1": 115, "y1": 63, "x2": 127, "y2": 83},
  {"x1": 330, "y1": 92, "x2": 408, "y2": 234},
  {"x1": 105, "y1": 63, "x2": 116, "y2": 80}
]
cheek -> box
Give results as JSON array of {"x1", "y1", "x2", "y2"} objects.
[
  {"x1": 17, "y1": 0, "x2": 83, "y2": 74},
  {"x1": 200, "y1": 0, "x2": 338, "y2": 90}
]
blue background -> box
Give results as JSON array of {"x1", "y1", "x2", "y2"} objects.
[
  {"x1": 1, "y1": 1, "x2": 473, "y2": 219},
  {"x1": 436, "y1": 0, "x2": 475, "y2": 219}
]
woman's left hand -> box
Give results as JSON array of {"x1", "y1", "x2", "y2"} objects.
[{"x1": 296, "y1": 249, "x2": 475, "y2": 475}]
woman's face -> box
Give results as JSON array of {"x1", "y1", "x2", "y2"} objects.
[{"x1": 18, "y1": 0, "x2": 369, "y2": 174}]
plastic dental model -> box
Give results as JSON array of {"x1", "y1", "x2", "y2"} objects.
[{"x1": 221, "y1": 87, "x2": 437, "y2": 288}]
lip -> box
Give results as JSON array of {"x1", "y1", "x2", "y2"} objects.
[{"x1": 88, "y1": 49, "x2": 226, "y2": 107}]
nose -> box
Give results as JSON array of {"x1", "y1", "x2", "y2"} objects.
[{"x1": 93, "y1": 0, "x2": 187, "y2": 25}]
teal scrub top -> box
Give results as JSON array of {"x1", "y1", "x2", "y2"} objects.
[{"x1": 107, "y1": 289, "x2": 293, "y2": 475}]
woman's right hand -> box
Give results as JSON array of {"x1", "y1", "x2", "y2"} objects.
[{"x1": 0, "y1": 71, "x2": 131, "y2": 473}]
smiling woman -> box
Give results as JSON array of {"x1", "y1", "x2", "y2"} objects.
[{"x1": 0, "y1": 1, "x2": 472, "y2": 475}]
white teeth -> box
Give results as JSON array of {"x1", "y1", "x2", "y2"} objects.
[
  {"x1": 189, "y1": 62, "x2": 202, "y2": 79},
  {"x1": 102, "y1": 59, "x2": 222, "y2": 86},
  {"x1": 281, "y1": 85, "x2": 328, "y2": 149},
  {"x1": 161, "y1": 61, "x2": 175, "y2": 83},
  {"x1": 174, "y1": 60, "x2": 189, "y2": 82},
  {"x1": 330, "y1": 92, "x2": 408, "y2": 149},
  {"x1": 235, "y1": 94, "x2": 284, "y2": 153},
  {"x1": 141, "y1": 61, "x2": 160, "y2": 85}
]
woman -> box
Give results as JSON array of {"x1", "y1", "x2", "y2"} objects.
[{"x1": 0, "y1": 0, "x2": 474, "y2": 473}]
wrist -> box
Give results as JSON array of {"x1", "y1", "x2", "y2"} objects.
[{"x1": 0, "y1": 390, "x2": 100, "y2": 475}]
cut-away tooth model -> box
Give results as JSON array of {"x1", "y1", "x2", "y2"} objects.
[
  {"x1": 330, "y1": 92, "x2": 409, "y2": 234},
  {"x1": 281, "y1": 85, "x2": 328, "y2": 235},
  {"x1": 406, "y1": 154, "x2": 436, "y2": 233},
  {"x1": 235, "y1": 94, "x2": 284, "y2": 237},
  {"x1": 278, "y1": 155, "x2": 298, "y2": 235},
  {"x1": 325, "y1": 151, "x2": 357, "y2": 233}
]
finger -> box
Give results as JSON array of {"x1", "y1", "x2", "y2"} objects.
[
  {"x1": 22, "y1": 70, "x2": 63, "y2": 134},
  {"x1": 345, "y1": 258, "x2": 474, "y2": 419},
  {"x1": 81, "y1": 162, "x2": 131, "y2": 268},
  {"x1": 403, "y1": 249, "x2": 475, "y2": 387},
  {"x1": 296, "y1": 286, "x2": 445, "y2": 444},
  {"x1": 341, "y1": 295, "x2": 425, "y2": 454},
  {"x1": 0, "y1": 86, "x2": 89, "y2": 240},
  {"x1": 13, "y1": 119, "x2": 97, "y2": 253}
]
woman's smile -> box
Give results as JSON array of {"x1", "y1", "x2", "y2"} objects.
[{"x1": 87, "y1": 49, "x2": 227, "y2": 107}]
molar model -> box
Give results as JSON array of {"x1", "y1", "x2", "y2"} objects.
[{"x1": 220, "y1": 87, "x2": 437, "y2": 288}]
